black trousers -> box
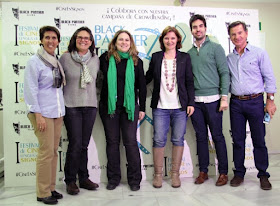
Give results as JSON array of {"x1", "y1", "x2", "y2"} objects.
[
  {"x1": 64, "y1": 107, "x2": 97, "y2": 184},
  {"x1": 99, "y1": 103, "x2": 142, "y2": 186}
]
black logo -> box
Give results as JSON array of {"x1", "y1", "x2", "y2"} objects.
[
  {"x1": 13, "y1": 122, "x2": 33, "y2": 135},
  {"x1": 13, "y1": 122, "x2": 20, "y2": 134},
  {"x1": 54, "y1": 18, "x2": 61, "y2": 29},
  {"x1": 12, "y1": 7, "x2": 44, "y2": 20},
  {"x1": 12, "y1": 8, "x2": 19, "y2": 20},
  {"x1": 54, "y1": 17, "x2": 85, "y2": 29},
  {"x1": 12, "y1": 63, "x2": 25, "y2": 75}
]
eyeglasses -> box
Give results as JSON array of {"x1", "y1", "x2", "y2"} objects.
[{"x1": 76, "y1": 36, "x2": 91, "y2": 41}]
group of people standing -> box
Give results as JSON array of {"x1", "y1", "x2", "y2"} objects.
[{"x1": 24, "y1": 13, "x2": 276, "y2": 205}]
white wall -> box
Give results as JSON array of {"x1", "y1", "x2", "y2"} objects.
[{"x1": 0, "y1": 0, "x2": 279, "y2": 163}]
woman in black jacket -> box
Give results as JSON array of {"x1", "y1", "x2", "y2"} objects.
[
  {"x1": 99, "y1": 30, "x2": 146, "y2": 191},
  {"x1": 146, "y1": 26, "x2": 195, "y2": 189}
]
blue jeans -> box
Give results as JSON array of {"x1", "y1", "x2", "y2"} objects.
[
  {"x1": 64, "y1": 107, "x2": 97, "y2": 184},
  {"x1": 152, "y1": 108, "x2": 188, "y2": 148},
  {"x1": 191, "y1": 100, "x2": 228, "y2": 174},
  {"x1": 230, "y1": 95, "x2": 269, "y2": 178}
]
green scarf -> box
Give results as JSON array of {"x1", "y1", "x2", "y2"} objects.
[{"x1": 107, "y1": 51, "x2": 135, "y2": 121}]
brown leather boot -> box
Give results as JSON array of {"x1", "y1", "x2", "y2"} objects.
[
  {"x1": 171, "y1": 146, "x2": 184, "y2": 188},
  {"x1": 153, "y1": 147, "x2": 165, "y2": 188}
]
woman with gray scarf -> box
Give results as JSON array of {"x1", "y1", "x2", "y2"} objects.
[
  {"x1": 24, "y1": 26, "x2": 65, "y2": 205},
  {"x1": 59, "y1": 27, "x2": 100, "y2": 195}
]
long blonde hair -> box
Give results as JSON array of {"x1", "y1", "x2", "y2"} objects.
[{"x1": 107, "y1": 30, "x2": 139, "y2": 65}]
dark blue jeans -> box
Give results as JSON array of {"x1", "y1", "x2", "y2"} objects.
[
  {"x1": 64, "y1": 107, "x2": 97, "y2": 184},
  {"x1": 99, "y1": 103, "x2": 142, "y2": 186},
  {"x1": 191, "y1": 100, "x2": 228, "y2": 174},
  {"x1": 230, "y1": 95, "x2": 269, "y2": 178}
]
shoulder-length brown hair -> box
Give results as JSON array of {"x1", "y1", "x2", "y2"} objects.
[
  {"x1": 68, "y1": 27, "x2": 95, "y2": 56},
  {"x1": 159, "y1": 26, "x2": 182, "y2": 51},
  {"x1": 107, "y1": 30, "x2": 139, "y2": 65}
]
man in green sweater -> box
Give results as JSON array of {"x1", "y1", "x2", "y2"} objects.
[{"x1": 187, "y1": 14, "x2": 230, "y2": 186}]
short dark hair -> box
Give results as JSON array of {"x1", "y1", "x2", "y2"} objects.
[
  {"x1": 39, "y1": 26, "x2": 60, "y2": 42},
  {"x1": 227, "y1": 21, "x2": 247, "y2": 35},
  {"x1": 68, "y1": 27, "x2": 95, "y2": 56},
  {"x1": 189, "y1": 14, "x2": 207, "y2": 31},
  {"x1": 159, "y1": 26, "x2": 182, "y2": 51}
]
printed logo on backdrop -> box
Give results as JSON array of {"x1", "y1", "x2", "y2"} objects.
[
  {"x1": 164, "y1": 156, "x2": 191, "y2": 176},
  {"x1": 94, "y1": 25, "x2": 186, "y2": 60},
  {"x1": 54, "y1": 17, "x2": 85, "y2": 29},
  {"x1": 13, "y1": 51, "x2": 35, "y2": 56},
  {"x1": 14, "y1": 25, "x2": 40, "y2": 46},
  {"x1": 15, "y1": 171, "x2": 36, "y2": 177},
  {"x1": 189, "y1": 12, "x2": 216, "y2": 19},
  {"x1": 56, "y1": 6, "x2": 85, "y2": 12},
  {"x1": 12, "y1": 7, "x2": 44, "y2": 20},
  {"x1": 58, "y1": 36, "x2": 71, "y2": 55},
  {"x1": 14, "y1": 110, "x2": 27, "y2": 115},
  {"x1": 15, "y1": 81, "x2": 24, "y2": 103},
  {"x1": 12, "y1": 63, "x2": 25, "y2": 75},
  {"x1": 226, "y1": 11, "x2": 250, "y2": 17},
  {"x1": 57, "y1": 136, "x2": 67, "y2": 173},
  {"x1": 13, "y1": 122, "x2": 33, "y2": 135},
  {"x1": 15, "y1": 142, "x2": 39, "y2": 164}
]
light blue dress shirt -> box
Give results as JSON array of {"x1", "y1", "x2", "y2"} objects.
[
  {"x1": 227, "y1": 43, "x2": 277, "y2": 96},
  {"x1": 24, "y1": 55, "x2": 65, "y2": 118}
]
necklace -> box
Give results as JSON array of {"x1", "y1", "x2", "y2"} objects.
[{"x1": 163, "y1": 55, "x2": 176, "y2": 92}]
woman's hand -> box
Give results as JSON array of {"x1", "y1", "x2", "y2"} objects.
[
  {"x1": 139, "y1": 111, "x2": 145, "y2": 121},
  {"x1": 35, "y1": 113, "x2": 47, "y2": 132},
  {"x1": 187, "y1": 106, "x2": 195, "y2": 117}
]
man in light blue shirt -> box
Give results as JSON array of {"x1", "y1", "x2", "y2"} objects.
[{"x1": 227, "y1": 21, "x2": 277, "y2": 190}]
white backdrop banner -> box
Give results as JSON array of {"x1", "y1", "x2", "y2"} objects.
[{"x1": 2, "y1": 2, "x2": 259, "y2": 187}]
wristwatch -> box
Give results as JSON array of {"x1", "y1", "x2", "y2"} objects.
[{"x1": 268, "y1": 95, "x2": 275, "y2": 101}]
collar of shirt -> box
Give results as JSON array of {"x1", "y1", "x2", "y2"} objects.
[
  {"x1": 193, "y1": 36, "x2": 209, "y2": 52},
  {"x1": 233, "y1": 42, "x2": 251, "y2": 55}
]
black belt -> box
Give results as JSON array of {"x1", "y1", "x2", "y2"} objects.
[{"x1": 231, "y1": 93, "x2": 263, "y2": 100}]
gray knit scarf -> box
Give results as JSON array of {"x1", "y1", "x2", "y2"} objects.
[{"x1": 71, "y1": 50, "x2": 93, "y2": 89}]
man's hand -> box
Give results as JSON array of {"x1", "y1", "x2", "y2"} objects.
[
  {"x1": 219, "y1": 96, "x2": 228, "y2": 112},
  {"x1": 265, "y1": 99, "x2": 277, "y2": 118}
]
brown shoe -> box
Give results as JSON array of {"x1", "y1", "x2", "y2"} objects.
[
  {"x1": 80, "y1": 179, "x2": 99, "y2": 190},
  {"x1": 230, "y1": 176, "x2": 244, "y2": 187},
  {"x1": 216, "y1": 174, "x2": 228, "y2": 186},
  {"x1": 260, "y1": 176, "x2": 272, "y2": 190},
  {"x1": 194, "y1": 172, "x2": 208, "y2": 184},
  {"x1": 66, "y1": 182, "x2": 80, "y2": 195}
]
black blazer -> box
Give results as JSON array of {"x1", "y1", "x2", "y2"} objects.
[{"x1": 145, "y1": 51, "x2": 195, "y2": 111}]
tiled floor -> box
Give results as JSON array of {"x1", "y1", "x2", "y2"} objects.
[{"x1": 0, "y1": 154, "x2": 280, "y2": 206}]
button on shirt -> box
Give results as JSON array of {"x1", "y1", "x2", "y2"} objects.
[
  {"x1": 24, "y1": 55, "x2": 65, "y2": 118},
  {"x1": 227, "y1": 43, "x2": 277, "y2": 96}
]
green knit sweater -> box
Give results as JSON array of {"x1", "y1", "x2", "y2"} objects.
[{"x1": 187, "y1": 36, "x2": 229, "y2": 96}]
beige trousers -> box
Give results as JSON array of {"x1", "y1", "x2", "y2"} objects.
[{"x1": 28, "y1": 113, "x2": 63, "y2": 198}]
